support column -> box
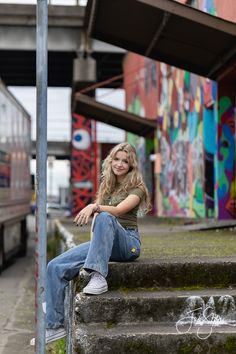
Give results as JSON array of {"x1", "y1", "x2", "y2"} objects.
[{"x1": 71, "y1": 55, "x2": 97, "y2": 215}]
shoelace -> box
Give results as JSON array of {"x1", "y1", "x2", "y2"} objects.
[{"x1": 91, "y1": 272, "x2": 104, "y2": 281}]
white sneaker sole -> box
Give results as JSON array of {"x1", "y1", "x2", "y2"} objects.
[
  {"x1": 83, "y1": 285, "x2": 108, "y2": 295},
  {"x1": 30, "y1": 329, "x2": 66, "y2": 346},
  {"x1": 46, "y1": 330, "x2": 66, "y2": 343}
]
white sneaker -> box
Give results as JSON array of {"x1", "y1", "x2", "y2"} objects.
[
  {"x1": 30, "y1": 327, "x2": 66, "y2": 346},
  {"x1": 83, "y1": 271, "x2": 108, "y2": 295}
]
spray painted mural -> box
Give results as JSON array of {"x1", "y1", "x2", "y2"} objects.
[
  {"x1": 218, "y1": 96, "x2": 236, "y2": 219},
  {"x1": 124, "y1": 0, "x2": 236, "y2": 219},
  {"x1": 71, "y1": 113, "x2": 94, "y2": 215},
  {"x1": 124, "y1": 55, "x2": 218, "y2": 218},
  {"x1": 123, "y1": 54, "x2": 156, "y2": 207},
  {"x1": 157, "y1": 65, "x2": 218, "y2": 218},
  {"x1": 178, "y1": 0, "x2": 236, "y2": 219}
]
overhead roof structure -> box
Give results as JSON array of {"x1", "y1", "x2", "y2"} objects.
[
  {"x1": 74, "y1": 94, "x2": 156, "y2": 137},
  {"x1": 31, "y1": 141, "x2": 70, "y2": 160},
  {"x1": 85, "y1": 0, "x2": 236, "y2": 80},
  {"x1": 0, "y1": 4, "x2": 125, "y2": 87}
]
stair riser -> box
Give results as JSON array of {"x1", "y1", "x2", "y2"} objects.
[
  {"x1": 73, "y1": 333, "x2": 236, "y2": 354},
  {"x1": 105, "y1": 262, "x2": 236, "y2": 289},
  {"x1": 75, "y1": 295, "x2": 236, "y2": 324},
  {"x1": 75, "y1": 262, "x2": 236, "y2": 292}
]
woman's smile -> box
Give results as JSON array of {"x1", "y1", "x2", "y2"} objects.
[{"x1": 111, "y1": 151, "x2": 130, "y2": 181}]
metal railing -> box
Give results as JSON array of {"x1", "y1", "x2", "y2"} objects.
[
  {"x1": 55, "y1": 219, "x2": 77, "y2": 354},
  {"x1": 35, "y1": 0, "x2": 48, "y2": 352}
]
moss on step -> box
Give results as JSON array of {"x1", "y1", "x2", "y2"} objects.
[
  {"x1": 140, "y1": 230, "x2": 236, "y2": 258},
  {"x1": 46, "y1": 338, "x2": 66, "y2": 353},
  {"x1": 224, "y1": 336, "x2": 236, "y2": 351},
  {"x1": 119, "y1": 284, "x2": 225, "y2": 295},
  {"x1": 60, "y1": 220, "x2": 236, "y2": 259},
  {"x1": 105, "y1": 320, "x2": 117, "y2": 329}
]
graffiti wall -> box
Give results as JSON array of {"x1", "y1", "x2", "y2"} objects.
[
  {"x1": 178, "y1": 0, "x2": 236, "y2": 218},
  {"x1": 123, "y1": 54, "x2": 156, "y2": 207},
  {"x1": 123, "y1": 0, "x2": 236, "y2": 219},
  {"x1": 217, "y1": 91, "x2": 236, "y2": 219},
  {"x1": 157, "y1": 66, "x2": 218, "y2": 218},
  {"x1": 124, "y1": 53, "x2": 218, "y2": 218},
  {"x1": 71, "y1": 113, "x2": 95, "y2": 216}
]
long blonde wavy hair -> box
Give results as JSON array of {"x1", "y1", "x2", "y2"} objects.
[{"x1": 96, "y1": 142, "x2": 151, "y2": 215}]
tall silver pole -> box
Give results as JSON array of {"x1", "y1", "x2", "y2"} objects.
[{"x1": 35, "y1": 1, "x2": 48, "y2": 353}]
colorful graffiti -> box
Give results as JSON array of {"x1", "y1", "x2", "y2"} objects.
[
  {"x1": 218, "y1": 96, "x2": 236, "y2": 218},
  {"x1": 175, "y1": 0, "x2": 216, "y2": 14},
  {"x1": 123, "y1": 1, "x2": 236, "y2": 219},
  {"x1": 71, "y1": 113, "x2": 93, "y2": 215},
  {"x1": 202, "y1": 79, "x2": 218, "y2": 217},
  {"x1": 157, "y1": 65, "x2": 207, "y2": 217},
  {"x1": 123, "y1": 54, "x2": 156, "y2": 206},
  {"x1": 124, "y1": 54, "x2": 219, "y2": 218}
]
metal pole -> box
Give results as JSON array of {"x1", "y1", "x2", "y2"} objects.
[{"x1": 35, "y1": 1, "x2": 48, "y2": 353}]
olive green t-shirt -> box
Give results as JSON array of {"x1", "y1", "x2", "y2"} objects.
[{"x1": 103, "y1": 187, "x2": 144, "y2": 228}]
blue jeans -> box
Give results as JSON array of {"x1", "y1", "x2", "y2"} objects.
[{"x1": 46, "y1": 212, "x2": 141, "y2": 328}]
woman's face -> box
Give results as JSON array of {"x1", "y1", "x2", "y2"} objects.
[{"x1": 111, "y1": 150, "x2": 130, "y2": 181}]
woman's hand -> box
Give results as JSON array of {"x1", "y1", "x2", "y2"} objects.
[{"x1": 73, "y1": 204, "x2": 96, "y2": 226}]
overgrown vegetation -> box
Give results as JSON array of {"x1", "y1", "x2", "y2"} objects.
[{"x1": 46, "y1": 338, "x2": 66, "y2": 354}]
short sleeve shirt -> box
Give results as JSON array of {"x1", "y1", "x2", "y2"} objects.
[{"x1": 103, "y1": 187, "x2": 144, "y2": 228}]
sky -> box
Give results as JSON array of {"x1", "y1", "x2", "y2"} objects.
[{"x1": 9, "y1": 86, "x2": 125, "y2": 198}]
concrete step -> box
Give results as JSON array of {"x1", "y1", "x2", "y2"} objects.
[
  {"x1": 74, "y1": 289, "x2": 236, "y2": 325},
  {"x1": 73, "y1": 322, "x2": 236, "y2": 354},
  {"x1": 72, "y1": 259, "x2": 236, "y2": 353},
  {"x1": 75, "y1": 259, "x2": 236, "y2": 291}
]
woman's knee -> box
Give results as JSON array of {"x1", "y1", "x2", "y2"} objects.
[
  {"x1": 93, "y1": 212, "x2": 116, "y2": 236},
  {"x1": 96, "y1": 211, "x2": 115, "y2": 224},
  {"x1": 47, "y1": 256, "x2": 62, "y2": 277},
  {"x1": 94, "y1": 212, "x2": 116, "y2": 230},
  {"x1": 47, "y1": 258, "x2": 56, "y2": 274}
]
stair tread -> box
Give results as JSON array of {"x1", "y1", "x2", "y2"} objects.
[
  {"x1": 75, "y1": 321, "x2": 236, "y2": 336},
  {"x1": 108, "y1": 258, "x2": 236, "y2": 265},
  {"x1": 76, "y1": 288, "x2": 236, "y2": 300}
]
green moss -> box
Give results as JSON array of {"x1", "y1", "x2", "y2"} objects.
[
  {"x1": 105, "y1": 320, "x2": 116, "y2": 329},
  {"x1": 224, "y1": 336, "x2": 236, "y2": 351},
  {"x1": 178, "y1": 346, "x2": 192, "y2": 354},
  {"x1": 140, "y1": 230, "x2": 236, "y2": 259},
  {"x1": 123, "y1": 341, "x2": 156, "y2": 354},
  {"x1": 60, "y1": 217, "x2": 236, "y2": 259},
  {"x1": 119, "y1": 284, "x2": 224, "y2": 295},
  {"x1": 46, "y1": 338, "x2": 66, "y2": 353},
  {"x1": 178, "y1": 343, "x2": 197, "y2": 354}
]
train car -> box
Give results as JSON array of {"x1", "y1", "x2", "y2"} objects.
[{"x1": 0, "y1": 79, "x2": 31, "y2": 272}]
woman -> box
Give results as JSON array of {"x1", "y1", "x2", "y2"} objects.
[{"x1": 32, "y1": 142, "x2": 151, "y2": 345}]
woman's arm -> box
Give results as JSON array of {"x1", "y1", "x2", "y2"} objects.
[
  {"x1": 74, "y1": 194, "x2": 140, "y2": 226},
  {"x1": 98, "y1": 194, "x2": 140, "y2": 217}
]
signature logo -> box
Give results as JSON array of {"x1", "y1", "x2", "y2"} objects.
[{"x1": 175, "y1": 295, "x2": 236, "y2": 340}]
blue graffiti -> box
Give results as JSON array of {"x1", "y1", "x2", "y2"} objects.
[
  {"x1": 188, "y1": 109, "x2": 198, "y2": 143},
  {"x1": 203, "y1": 108, "x2": 216, "y2": 154}
]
